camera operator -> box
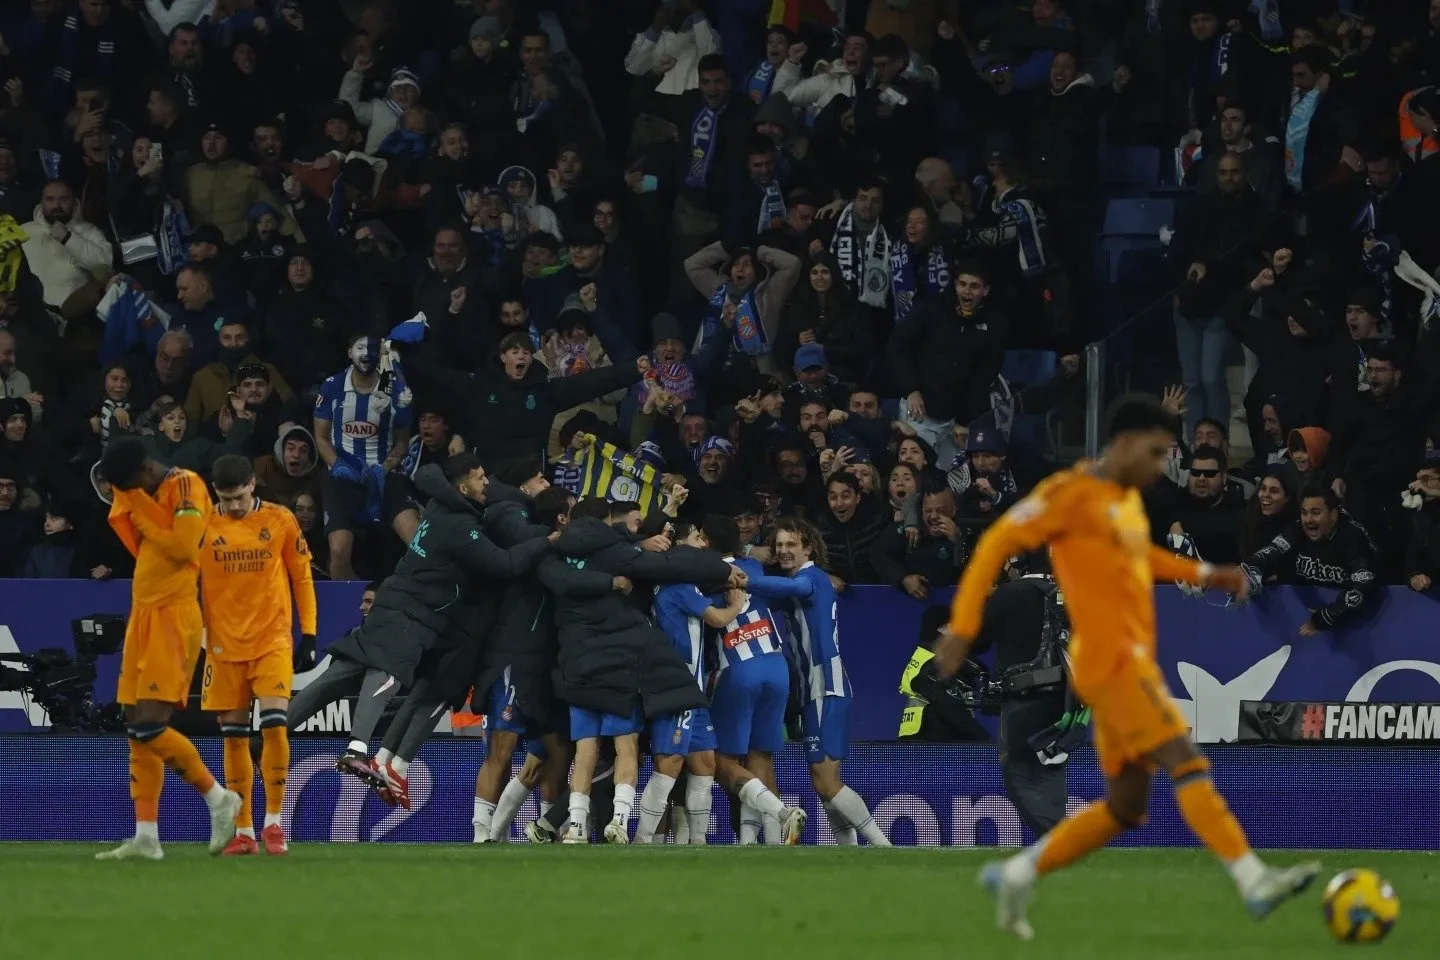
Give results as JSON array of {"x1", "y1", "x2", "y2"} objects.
[{"x1": 899, "y1": 552, "x2": 1078, "y2": 835}]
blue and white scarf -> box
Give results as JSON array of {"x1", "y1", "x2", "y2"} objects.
[
  {"x1": 1284, "y1": 89, "x2": 1320, "y2": 193},
  {"x1": 757, "y1": 181, "x2": 786, "y2": 234},
  {"x1": 890, "y1": 243, "x2": 949, "y2": 324},
  {"x1": 684, "y1": 103, "x2": 723, "y2": 190},
  {"x1": 1358, "y1": 236, "x2": 1396, "y2": 327},
  {"x1": 830, "y1": 202, "x2": 890, "y2": 307},
  {"x1": 703, "y1": 286, "x2": 768, "y2": 356},
  {"x1": 744, "y1": 59, "x2": 778, "y2": 104},
  {"x1": 1000, "y1": 197, "x2": 1048, "y2": 278},
  {"x1": 157, "y1": 204, "x2": 191, "y2": 277},
  {"x1": 1248, "y1": 0, "x2": 1283, "y2": 41},
  {"x1": 50, "y1": 14, "x2": 115, "y2": 112}
]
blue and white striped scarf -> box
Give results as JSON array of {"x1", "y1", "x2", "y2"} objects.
[{"x1": 1001, "y1": 198, "x2": 1047, "y2": 278}]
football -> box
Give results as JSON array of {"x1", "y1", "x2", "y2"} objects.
[{"x1": 1321, "y1": 869, "x2": 1400, "y2": 943}]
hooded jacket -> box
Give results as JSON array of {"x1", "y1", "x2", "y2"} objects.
[
  {"x1": 254, "y1": 423, "x2": 323, "y2": 507},
  {"x1": 496, "y1": 165, "x2": 563, "y2": 241},
  {"x1": 327, "y1": 464, "x2": 552, "y2": 686},
  {"x1": 549, "y1": 517, "x2": 730, "y2": 718},
  {"x1": 889, "y1": 292, "x2": 1009, "y2": 424}
]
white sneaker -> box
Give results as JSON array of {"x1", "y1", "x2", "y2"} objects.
[
  {"x1": 603, "y1": 819, "x2": 629, "y2": 845},
  {"x1": 560, "y1": 822, "x2": 587, "y2": 844},
  {"x1": 1244, "y1": 861, "x2": 1322, "y2": 919},
  {"x1": 96, "y1": 835, "x2": 164, "y2": 861},
  {"x1": 779, "y1": 806, "x2": 807, "y2": 845},
  {"x1": 980, "y1": 861, "x2": 1035, "y2": 941},
  {"x1": 208, "y1": 790, "x2": 243, "y2": 854}
]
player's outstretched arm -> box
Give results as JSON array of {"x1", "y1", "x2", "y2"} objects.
[{"x1": 947, "y1": 488, "x2": 1064, "y2": 641}]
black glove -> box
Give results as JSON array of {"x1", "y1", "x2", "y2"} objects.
[{"x1": 295, "y1": 634, "x2": 317, "y2": 672}]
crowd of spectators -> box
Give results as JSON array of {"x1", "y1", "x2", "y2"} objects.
[{"x1": 0, "y1": 0, "x2": 1436, "y2": 624}]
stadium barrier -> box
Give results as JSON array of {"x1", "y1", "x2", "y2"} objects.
[
  {"x1": 0, "y1": 737, "x2": 1430, "y2": 848},
  {"x1": 2, "y1": 580, "x2": 1440, "y2": 741}
]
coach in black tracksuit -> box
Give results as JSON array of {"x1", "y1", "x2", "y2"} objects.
[
  {"x1": 288, "y1": 458, "x2": 553, "y2": 773},
  {"x1": 551, "y1": 514, "x2": 733, "y2": 721}
]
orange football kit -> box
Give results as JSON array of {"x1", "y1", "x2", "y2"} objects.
[
  {"x1": 199, "y1": 498, "x2": 316, "y2": 851},
  {"x1": 949, "y1": 464, "x2": 1253, "y2": 876}
]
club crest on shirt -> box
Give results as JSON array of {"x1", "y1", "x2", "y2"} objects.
[{"x1": 259, "y1": 527, "x2": 271, "y2": 542}]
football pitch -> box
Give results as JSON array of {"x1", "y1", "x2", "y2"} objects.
[{"x1": 2, "y1": 845, "x2": 1434, "y2": 958}]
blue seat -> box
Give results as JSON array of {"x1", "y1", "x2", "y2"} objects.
[
  {"x1": 1001, "y1": 349, "x2": 1058, "y2": 386},
  {"x1": 1094, "y1": 236, "x2": 1164, "y2": 285},
  {"x1": 1099, "y1": 145, "x2": 1161, "y2": 190},
  {"x1": 881, "y1": 398, "x2": 901, "y2": 421},
  {"x1": 1101, "y1": 197, "x2": 1173, "y2": 237}
]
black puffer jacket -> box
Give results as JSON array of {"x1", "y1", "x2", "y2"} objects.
[
  {"x1": 888, "y1": 294, "x2": 1009, "y2": 424},
  {"x1": 814, "y1": 499, "x2": 888, "y2": 585},
  {"x1": 328, "y1": 465, "x2": 551, "y2": 685},
  {"x1": 468, "y1": 483, "x2": 611, "y2": 727},
  {"x1": 549, "y1": 517, "x2": 730, "y2": 719}
]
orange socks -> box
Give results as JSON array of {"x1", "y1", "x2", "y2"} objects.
[
  {"x1": 1172, "y1": 758, "x2": 1251, "y2": 862},
  {"x1": 146, "y1": 727, "x2": 218, "y2": 795},
  {"x1": 222, "y1": 727, "x2": 254, "y2": 829},
  {"x1": 129, "y1": 739, "x2": 164, "y2": 824},
  {"x1": 261, "y1": 722, "x2": 290, "y2": 818},
  {"x1": 1034, "y1": 800, "x2": 1127, "y2": 876}
]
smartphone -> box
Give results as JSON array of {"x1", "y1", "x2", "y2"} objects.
[{"x1": 151, "y1": 143, "x2": 164, "y2": 163}]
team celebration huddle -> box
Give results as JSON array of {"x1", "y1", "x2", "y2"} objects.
[{"x1": 93, "y1": 428, "x2": 886, "y2": 856}]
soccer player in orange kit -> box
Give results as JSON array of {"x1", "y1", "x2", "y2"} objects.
[
  {"x1": 96, "y1": 438, "x2": 242, "y2": 861},
  {"x1": 935, "y1": 395, "x2": 1320, "y2": 940},
  {"x1": 200, "y1": 455, "x2": 317, "y2": 856}
]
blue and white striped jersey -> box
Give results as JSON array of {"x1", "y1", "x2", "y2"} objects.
[
  {"x1": 653, "y1": 583, "x2": 711, "y2": 690},
  {"x1": 789, "y1": 562, "x2": 850, "y2": 700},
  {"x1": 314, "y1": 367, "x2": 412, "y2": 469},
  {"x1": 712, "y1": 556, "x2": 784, "y2": 673}
]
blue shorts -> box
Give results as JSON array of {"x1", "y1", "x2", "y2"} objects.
[
  {"x1": 569, "y1": 704, "x2": 644, "y2": 741},
  {"x1": 488, "y1": 675, "x2": 532, "y2": 736},
  {"x1": 710, "y1": 655, "x2": 788, "y2": 756},
  {"x1": 803, "y1": 695, "x2": 851, "y2": 763},
  {"x1": 651, "y1": 707, "x2": 716, "y2": 756}
]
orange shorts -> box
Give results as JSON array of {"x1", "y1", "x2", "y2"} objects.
[
  {"x1": 201, "y1": 645, "x2": 293, "y2": 711},
  {"x1": 117, "y1": 602, "x2": 204, "y2": 708},
  {"x1": 1084, "y1": 656, "x2": 1190, "y2": 778}
]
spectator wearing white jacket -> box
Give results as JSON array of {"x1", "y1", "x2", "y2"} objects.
[
  {"x1": 773, "y1": 30, "x2": 873, "y2": 116},
  {"x1": 624, "y1": 3, "x2": 719, "y2": 95},
  {"x1": 339, "y1": 61, "x2": 422, "y2": 156},
  {"x1": 21, "y1": 180, "x2": 114, "y2": 314}
]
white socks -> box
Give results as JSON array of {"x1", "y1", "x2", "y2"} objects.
[
  {"x1": 568, "y1": 791, "x2": 591, "y2": 834},
  {"x1": 237, "y1": 827, "x2": 256, "y2": 839},
  {"x1": 540, "y1": 800, "x2": 554, "y2": 821},
  {"x1": 762, "y1": 811, "x2": 782, "y2": 845},
  {"x1": 374, "y1": 748, "x2": 393, "y2": 766},
  {"x1": 472, "y1": 798, "x2": 496, "y2": 842},
  {"x1": 264, "y1": 813, "x2": 283, "y2": 829},
  {"x1": 824, "y1": 802, "x2": 857, "y2": 845},
  {"x1": 634, "y1": 773, "x2": 675, "y2": 844},
  {"x1": 613, "y1": 782, "x2": 636, "y2": 824},
  {"x1": 1229, "y1": 853, "x2": 1266, "y2": 892},
  {"x1": 390, "y1": 757, "x2": 410, "y2": 777},
  {"x1": 203, "y1": 783, "x2": 228, "y2": 807},
  {"x1": 684, "y1": 776, "x2": 713, "y2": 844},
  {"x1": 831, "y1": 786, "x2": 890, "y2": 846},
  {"x1": 135, "y1": 821, "x2": 159, "y2": 842},
  {"x1": 492, "y1": 778, "x2": 531, "y2": 840},
  {"x1": 672, "y1": 807, "x2": 690, "y2": 844},
  {"x1": 737, "y1": 780, "x2": 781, "y2": 845}
]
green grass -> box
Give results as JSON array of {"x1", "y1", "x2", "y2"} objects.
[{"x1": 1, "y1": 845, "x2": 1434, "y2": 958}]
